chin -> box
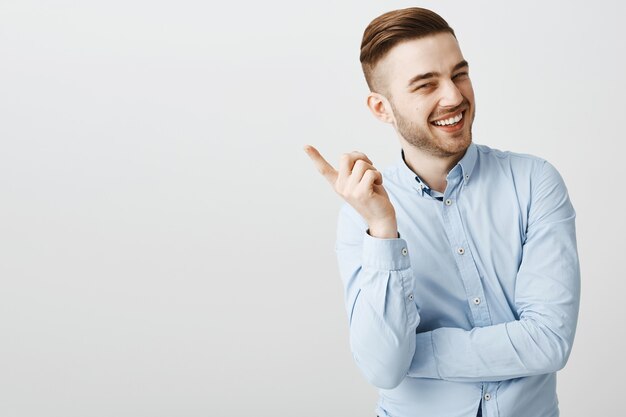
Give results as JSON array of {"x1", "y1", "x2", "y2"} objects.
[{"x1": 444, "y1": 124, "x2": 472, "y2": 146}]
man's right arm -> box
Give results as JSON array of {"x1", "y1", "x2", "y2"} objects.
[
  {"x1": 335, "y1": 203, "x2": 420, "y2": 389},
  {"x1": 304, "y1": 145, "x2": 419, "y2": 389}
]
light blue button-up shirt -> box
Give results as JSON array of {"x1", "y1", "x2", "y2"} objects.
[{"x1": 335, "y1": 142, "x2": 580, "y2": 417}]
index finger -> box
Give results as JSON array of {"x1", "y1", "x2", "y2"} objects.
[{"x1": 303, "y1": 145, "x2": 338, "y2": 184}]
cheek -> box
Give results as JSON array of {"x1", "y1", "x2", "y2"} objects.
[
  {"x1": 460, "y1": 81, "x2": 475, "y2": 101},
  {"x1": 420, "y1": 100, "x2": 439, "y2": 121}
]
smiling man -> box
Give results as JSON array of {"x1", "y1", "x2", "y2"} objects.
[{"x1": 304, "y1": 7, "x2": 579, "y2": 417}]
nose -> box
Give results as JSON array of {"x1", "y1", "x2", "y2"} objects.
[{"x1": 438, "y1": 79, "x2": 463, "y2": 108}]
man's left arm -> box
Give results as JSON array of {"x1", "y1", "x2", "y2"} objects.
[{"x1": 408, "y1": 160, "x2": 581, "y2": 382}]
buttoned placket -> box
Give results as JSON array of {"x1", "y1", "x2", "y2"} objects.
[
  {"x1": 481, "y1": 383, "x2": 499, "y2": 417},
  {"x1": 442, "y1": 167, "x2": 500, "y2": 414},
  {"x1": 439, "y1": 169, "x2": 491, "y2": 328}
]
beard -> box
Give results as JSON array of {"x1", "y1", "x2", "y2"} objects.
[{"x1": 390, "y1": 99, "x2": 474, "y2": 158}]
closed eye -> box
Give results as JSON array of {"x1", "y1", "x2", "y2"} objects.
[
  {"x1": 453, "y1": 72, "x2": 469, "y2": 79},
  {"x1": 415, "y1": 82, "x2": 435, "y2": 91}
]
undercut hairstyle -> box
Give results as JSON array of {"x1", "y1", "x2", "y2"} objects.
[{"x1": 360, "y1": 7, "x2": 456, "y2": 93}]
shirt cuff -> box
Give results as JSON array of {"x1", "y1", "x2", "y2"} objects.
[
  {"x1": 362, "y1": 231, "x2": 411, "y2": 271},
  {"x1": 407, "y1": 331, "x2": 440, "y2": 379}
]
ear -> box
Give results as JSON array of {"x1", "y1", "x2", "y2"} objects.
[{"x1": 366, "y1": 92, "x2": 395, "y2": 124}]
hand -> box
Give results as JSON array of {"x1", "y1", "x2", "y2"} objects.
[{"x1": 303, "y1": 145, "x2": 398, "y2": 238}]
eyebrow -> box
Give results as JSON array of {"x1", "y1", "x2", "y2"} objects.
[{"x1": 407, "y1": 60, "x2": 469, "y2": 88}]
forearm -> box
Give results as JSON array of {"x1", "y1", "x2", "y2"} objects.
[
  {"x1": 337, "y1": 206, "x2": 419, "y2": 389},
  {"x1": 409, "y1": 314, "x2": 578, "y2": 382},
  {"x1": 348, "y1": 240, "x2": 419, "y2": 389}
]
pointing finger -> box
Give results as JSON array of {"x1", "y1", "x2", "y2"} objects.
[{"x1": 303, "y1": 145, "x2": 338, "y2": 184}]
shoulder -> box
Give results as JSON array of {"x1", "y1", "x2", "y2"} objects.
[
  {"x1": 474, "y1": 143, "x2": 555, "y2": 181},
  {"x1": 475, "y1": 143, "x2": 572, "y2": 210},
  {"x1": 476, "y1": 143, "x2": 545, "y2": 165}
]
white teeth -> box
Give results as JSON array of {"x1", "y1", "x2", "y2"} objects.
[{"x1": 433, "y1": 112, "x2": 463, "y2": 126}]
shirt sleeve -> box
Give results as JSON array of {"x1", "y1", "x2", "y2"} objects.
[
  {"x1": 335, "y1": 203, "x2": 420, "y2": 389},
  {"x1": 407, "y1": 160, "x2": 581, "y2": 382}
]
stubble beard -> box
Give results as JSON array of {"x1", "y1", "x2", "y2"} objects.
[{"x1": 391, "y1": 100, "x2": 474, "y2": 158}]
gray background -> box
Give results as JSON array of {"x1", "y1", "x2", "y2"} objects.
[{"x1": 0, "y1": 0, "x2": 624, "y2": 416}]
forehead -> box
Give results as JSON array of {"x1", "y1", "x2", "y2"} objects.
[{"x1": 379, "y1": 33, "x2": 465, "y2": 89}]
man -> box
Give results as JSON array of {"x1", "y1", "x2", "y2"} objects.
[{"x1": 304, "y1": 7, "x2": 580, "y2": 417}]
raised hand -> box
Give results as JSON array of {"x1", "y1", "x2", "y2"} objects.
[{"x1": 303, "y1": 145, "x2": 398, "y2": 238}]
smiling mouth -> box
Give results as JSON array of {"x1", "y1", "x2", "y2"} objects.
[{"x1": 430, "y1": 110, "x2": 465, "y2": 127}]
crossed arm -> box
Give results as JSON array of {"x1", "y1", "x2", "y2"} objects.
[{"x1": 335, "y1": 161, "x2": 580, "y2": 388}]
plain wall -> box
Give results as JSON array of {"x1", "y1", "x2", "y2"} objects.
[{"x1": 0, "y1": 0, "x2": 624, "y2": 416}]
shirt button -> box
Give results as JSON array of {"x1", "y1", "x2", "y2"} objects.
[
  {"x1": 484, "y1": 393, "x2": 492, "y2": 401},
  {"x1": 465, "y1": 174, "x2": 470, "y2": 180},
  {"x1": 473, "y1": 297, "x2": 481, "y2": 305},
  {"x1": 457, "y1": 247, "x2": 465, "y2": 255},
  {"x1": 408, "y1": 293, "x2": 414, "y2": 301},
  {"x1": 401, "y1": 248, "x2": 408, "y2": 256},
  {"x1": 444, "y1": 198, "x2": 453, "y2": 206}
]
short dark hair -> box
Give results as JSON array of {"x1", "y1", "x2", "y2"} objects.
[{"x1": 360, "y1": 7, "x2": 456, "y2": 92}]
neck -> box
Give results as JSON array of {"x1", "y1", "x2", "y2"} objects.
[{"x1": 402, "y1": 143, "x2": 468, "y2": 193}]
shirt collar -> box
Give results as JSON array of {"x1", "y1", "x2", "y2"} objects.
[{"x1": 397, "y1": 142, "x2": 478, "y2": 196}]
